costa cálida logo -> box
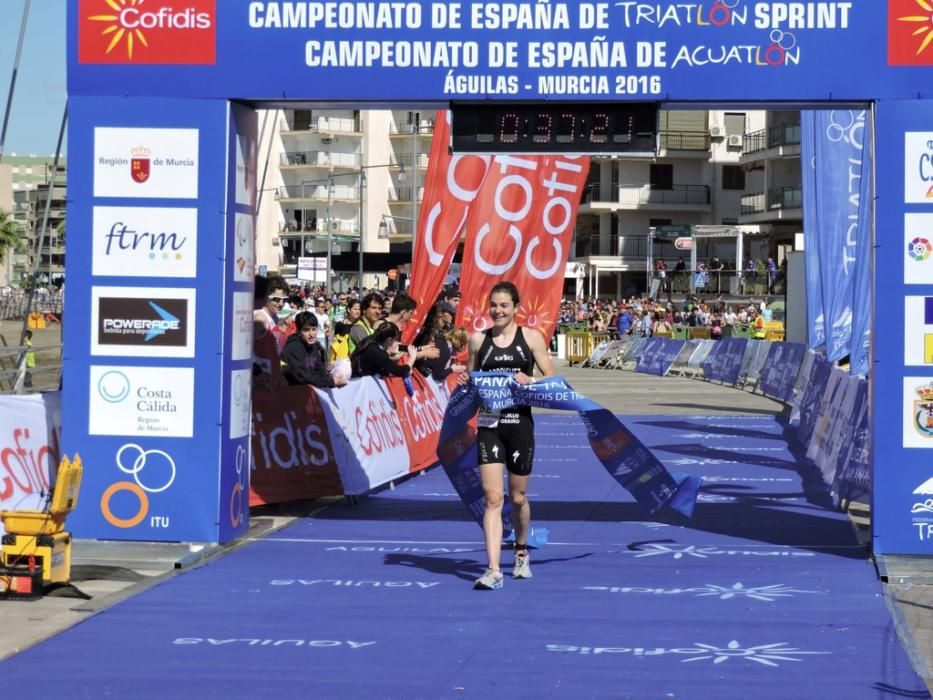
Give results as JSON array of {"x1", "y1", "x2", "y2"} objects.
[
  {"x1": 889, "y1": 0, "x2": 933, "y2": 66},
  {"x1": 79, "y1": 0, "x2": 217, "y2": 65}
]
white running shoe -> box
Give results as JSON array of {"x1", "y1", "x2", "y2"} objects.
[
  {"x1": 513, "y1": 551, "x2": 532, "y2": 579},
  {"x1": 473, "y1": 568, "x2": 504, "y2": 590}
]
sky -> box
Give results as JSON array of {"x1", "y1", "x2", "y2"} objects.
[{"x1": 0, "y1": 0, "x2": 67, "y2": 158}]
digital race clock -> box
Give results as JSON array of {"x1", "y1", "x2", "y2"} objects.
[{"x1": 450, "y1": 102, "x2": 658, "y2": 154}]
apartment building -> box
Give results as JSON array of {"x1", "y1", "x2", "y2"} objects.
[
  {"x1": 4, "y1": 155, "x2": 67, "y2": 287},
  {"x1": 256, "y1": 108, "x2": 432, "y2": 289},
  {"x1": 255, "y1": 108, "x2": 802, "y2": 297}
]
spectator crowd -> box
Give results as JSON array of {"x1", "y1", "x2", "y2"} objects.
[{"x1": 253, "y1": 276, "x2": 468, "y2": 391}]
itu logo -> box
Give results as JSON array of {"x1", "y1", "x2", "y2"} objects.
[
  {"x1": 909, "y1": 237, "x2": 933, "y2": 262},
  {"x1": 100, "y1": 443, "x2": 177, "y2": 529},
  {"x1": 79, "y1": 0, "x2": 217, "y2": 65},
  {"x1": 889, "y1": 0, "x2": 933, "y2": 66}
]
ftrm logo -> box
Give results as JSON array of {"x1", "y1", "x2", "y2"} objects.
[
  {"x1": 78, "y1": 0, "x2": 217, "y2": 65},
  {"x1": 93, "y1": 206, "x2": 198, "y2": 278}
]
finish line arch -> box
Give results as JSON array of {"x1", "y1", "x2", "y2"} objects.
[{"x1": 64, "y1": 0, "x2": 931, "y2": 555}]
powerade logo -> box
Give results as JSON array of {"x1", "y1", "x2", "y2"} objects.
[
  {"x1": 78, "y1": 0, "x2": 216, "y2": 65},
  {"x1": 97, "y1": 297, "x2": 188, "y2": 347},
  {"x1": 889, "y1": 0, "x2": 933, "y2": 66}
]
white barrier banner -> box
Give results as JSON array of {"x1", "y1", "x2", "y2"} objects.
[
  {"x1": 0, "y1": 393, "x2": 62, "y2": 536},
  {"x1": 316, "y1": 378, "x2": 411, "y2": 495}
]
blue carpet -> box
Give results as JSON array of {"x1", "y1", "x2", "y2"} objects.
[{"x1": 1, "y1": 414, "x2": 928, "y2": 699}]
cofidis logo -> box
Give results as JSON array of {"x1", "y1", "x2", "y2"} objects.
[
  {"x1": 79, "y1": 0, "x2": 216, "y2": 65},
  {"x1": 889, "y1": 0, "x2": 933, "y2": 66}
]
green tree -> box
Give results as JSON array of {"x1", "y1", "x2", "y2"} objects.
[{"x1": 0, "y1": 209, "x2": 23, "y2": 265}]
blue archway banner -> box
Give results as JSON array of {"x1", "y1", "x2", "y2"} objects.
[{"x1": 437, "y1": 373, "x2": 700, "y2": 543}]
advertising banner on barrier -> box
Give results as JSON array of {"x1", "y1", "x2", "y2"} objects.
[
  {"x1": 319, "y1": 377, "x2": 412, "y2": 495},
  {"x1": 403, "y1": 111, "x2": 490, "y2": 345},
  {"x1": 808, "y1": 368, "x2": 855, "y2": 482},
  {"x1": 0, "y1": 393, "x2": 61, "y2": 537},
  {"x1": 759, "y1": 342, "x2": 807, "y2": 403},
  {"x1": 701, "y1": 340, "x2": 725, "y2": 382},
  {"x1": 384, "y1": 372, "x2": 448, "y2": 473},
  {"x1": 796, "y1": 355, "x2": 833, "y2": 447},
  {"x1": 716, "y1": 338, "x2": 749, "y2": 386},
  {"x1": 835, "y1": 380, "x2": 870, "y2": 505},
  {"x1": 249, "y1": 387, "x2": 344, "y2": 507},
  {"x1": 635, "y1": 338, "x2": 683, "y2": 377}
]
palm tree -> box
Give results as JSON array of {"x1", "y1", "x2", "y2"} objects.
[{"x1": 0, "y1": 209, "x2": 22, "y2": 265}]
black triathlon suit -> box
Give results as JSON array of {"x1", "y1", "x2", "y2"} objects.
[{"x1": 476, "y1": 326, "x2": 536, "y2": 476}]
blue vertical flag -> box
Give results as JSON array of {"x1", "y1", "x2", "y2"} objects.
[
  {"x1": 801, "y1": 112, "x2": 825, "y2": 350},
  {"x1": 849, "y1": 115, "x2": 874, "y2": 376},
  {"x1": 808, "y1": 110, "x2": 871, "y2": 363}
]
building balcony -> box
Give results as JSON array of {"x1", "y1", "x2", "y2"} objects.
[
  {"x1": 658, "y1": 130, "x2": 711, "y2": 154},
  {"x1": 389, "y1": 121, "x2": 435, "y2": 136},
  {"x1": 581, "y1": 183, "x2": 711, "y2": 212},
  {"x1": 280, "y1": 112, "x2": 362, "y2": 134},
  {"x1": 279, "y1": 222, "x2": 360, "y2": 237},
  {"x1": 280, "y1": 151, "x2": 362, "y2": 169},
  {"x1": 388, "y1": 187, "x2": 425, "y2": 203},
  {"x1": 741, "y1": 124, "x2": 801, "y2": 164},
  {"x1": 276, "y1": 184, "x2": 361, "y2": 202},
  {"x1": 739, "y1": 186, "x2": 803, "y2": 223},
  {"x1": 389, "y1": 152, "x2": 430, "y2": 169}
]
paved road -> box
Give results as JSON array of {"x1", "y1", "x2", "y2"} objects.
[{"x1": 1, "y1": 359, "x2": 929, "y2": 692}]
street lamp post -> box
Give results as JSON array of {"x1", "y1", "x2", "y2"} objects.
[
  {"x1": 411, "y1": 117, "x2": 419, "y2": 253},
  {"x1": 358, "y1": 169, "x2": 365, "y2": 290},
  {"x1": 296, "y1": 162, "x2": 397, "y2": 293},
  {"x1": 325, "y1": 175, "x2": 334, "y2": 293}
]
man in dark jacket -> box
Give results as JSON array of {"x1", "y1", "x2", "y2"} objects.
[{"x1": 282, "y1": 312, "x2": 348, "y2": 389}]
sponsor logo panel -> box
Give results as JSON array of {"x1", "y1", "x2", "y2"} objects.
[
  {"x1": 100, "y1": 443, "x2": 178, "y2": 529},
  {"x1": 89, "y1": 366, "x2": 195, "y2": 437},
  {"x1": 78, "y1": 0, "x2": 216, "y2": 65},
  {"x1": 234, "y1": 128, "x2": 257, "y2": 208},
  {"x1": 904, "y1": 213, "x2": 933, "y2": 284},
  {"x1": 91, "y1": 286, "x2": 196, "y2": 358},
  {"x1": 94, "y1": 127, "x2": 199, "y2": 199},
  {"x1": 904, "y1": 132, "x2": 933, "y2": 204},
  {"x1": 904, "y1": 296, "x2": 933, "y2": 366},
  {"x1": 903, "y1": 377, "x2": 933, "y2": 448},
  {"x1": 231, "y1": 292, "x2": 253, "y2": 362},
  {"x1": 233, "y1": 213, "x2": 255, "y2": 283},
  {"x1": 912, "y1": 477, "x2": 933, "y2": 542},
  {"x1": 888, "y1": 0, "x2": 933, "y2": 66},
  {"x1": 92, "y1": 206, "x2": 198, "y2": 278},
  {"x1": 230, "y1": 369, "x2": 251, "y2": 439}
]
